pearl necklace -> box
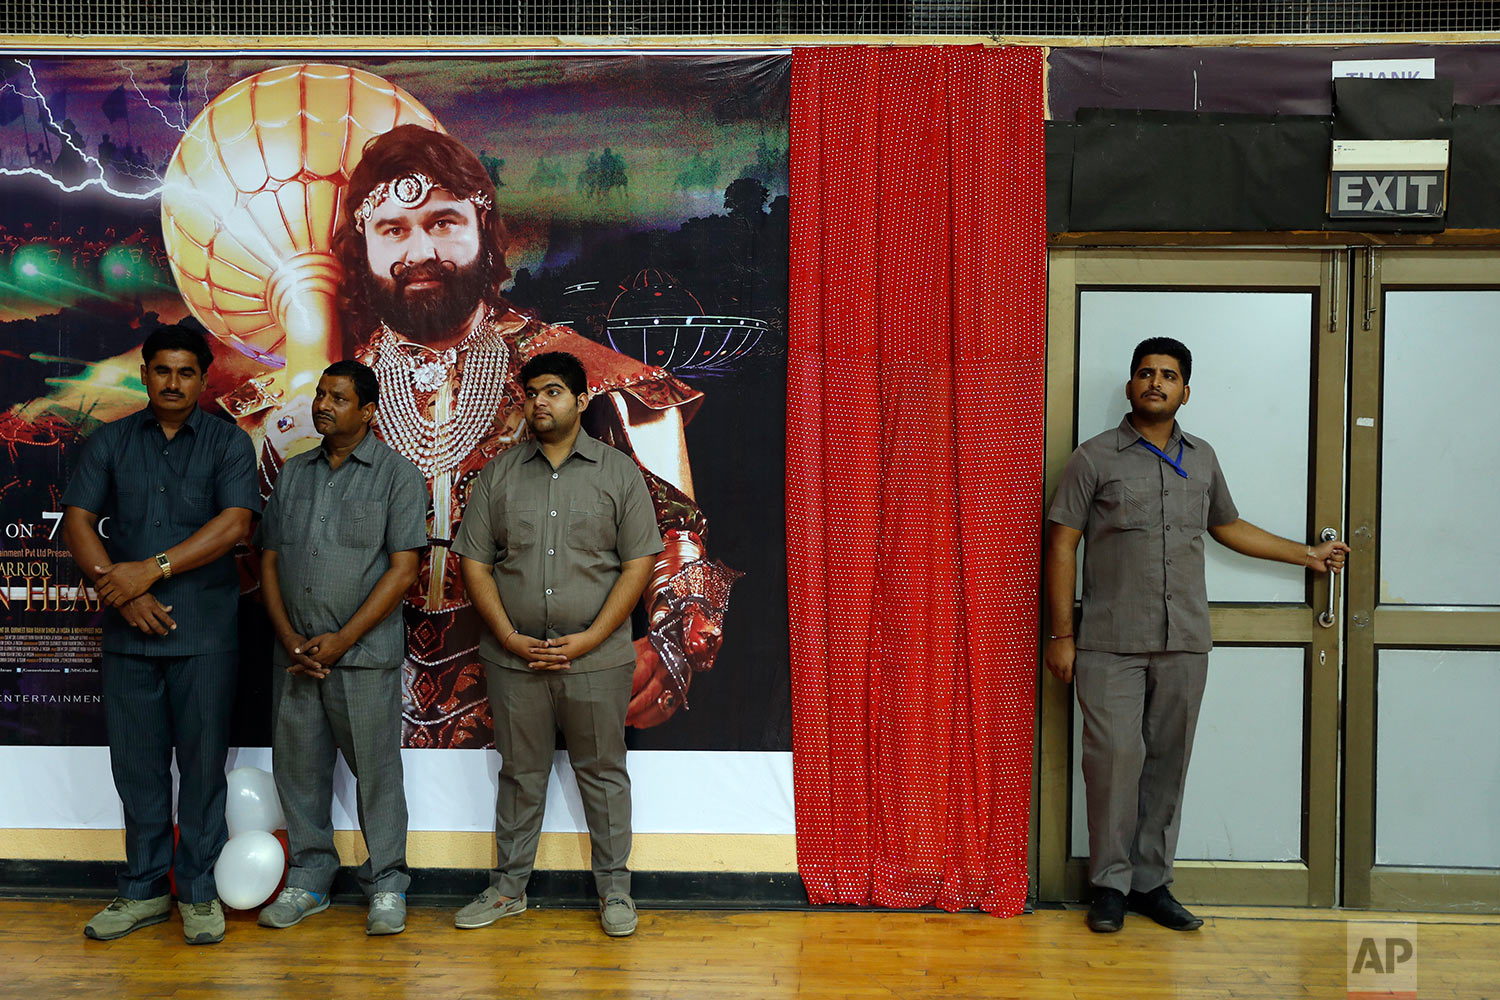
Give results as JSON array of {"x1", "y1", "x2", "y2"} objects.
[{"x1": 371, "y1": 311, "x2": 511, "y2": 480}]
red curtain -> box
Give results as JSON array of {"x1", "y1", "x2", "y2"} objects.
[{"x1": 787, "y1": 45, "x2": 1046, "y2": 914}]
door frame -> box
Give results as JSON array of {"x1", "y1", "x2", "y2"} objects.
[
  {"x1": 1038, "y1": 247, "x2": 1348, "y2": 906},
  {"x1": 1342, "y1": 247, "x2": 1500, "y2": 912}
]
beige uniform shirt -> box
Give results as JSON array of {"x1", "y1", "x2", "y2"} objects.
[
  {"x1": 1048, "y1": 415, "x2": 1238, "y2": 654},
  {"x1": 452, "y1": 428, "x2": 664, "y2": 672}
]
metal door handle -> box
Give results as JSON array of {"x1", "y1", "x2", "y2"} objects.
[{"x1": 1318, "y1": 527, "x2": 1339, "y2": 628}]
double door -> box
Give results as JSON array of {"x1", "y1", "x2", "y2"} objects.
[{"x1": 1039, "y1": 247, "x2": 1500, "y2": 911}]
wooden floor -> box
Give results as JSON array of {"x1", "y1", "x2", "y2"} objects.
[{"x1": 3, "y1": 898, "x2": 1496, "y2": 1000}]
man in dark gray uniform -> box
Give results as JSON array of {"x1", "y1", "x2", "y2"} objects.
[
  {"x1": 451, "y1": 351, "x2": 663, "y2": 937},
  {"x1": 254, "y1": 360, "x2": 427, "y2": 936},
  {"x1": 62, "y1": 324, "x2": 259, "y2": 945},
  {"x1": 1045, "y1": 336, "x2": 1348, "y2": 934}
]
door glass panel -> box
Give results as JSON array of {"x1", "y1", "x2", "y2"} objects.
[
  {"x1": 1077, "y1": 290, "x2": 1312, "y2": 603},
  {"x1": 1070, "y1": 645, "x2": 1306, "y2": 862},
  {"x1": 1380, "y1": 291, "x2": 1500, "y2": 606},
  {"x1": 1376, "y1": 648, "x2": 1500, "y2": 868}
]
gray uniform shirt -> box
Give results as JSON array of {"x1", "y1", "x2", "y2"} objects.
[
  {"x1": 1048, "y1": 415, "x2": 1239, "y2": 654},
  {"x1": 451, "y1": 428, "x2": 664, "y2": 674},
  {"x1": 255, "y1": 431, "x2": 429, "y2": 669},
  {"x1": 61, "y1": 405, "x2": 260, "y2": 656}
]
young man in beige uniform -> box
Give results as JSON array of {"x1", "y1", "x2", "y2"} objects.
[
  {"x1": 451, "y1": 351, "x2": 663, "y2": 937},
  {"x1": 1045, "y1": 336, "x2": 1347, "y2": 933}
]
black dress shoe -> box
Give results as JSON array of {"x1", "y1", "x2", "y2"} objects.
[
  {"x1": 1127, "y1": 885, "x2": 1204, "y2": 931},
  {"x1": 1086, "y1": 887, "x2": 1126, "y2": 933}
]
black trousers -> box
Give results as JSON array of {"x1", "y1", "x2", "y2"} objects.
[{"x1": 101, "y1": 650, "x2": 238, "y2": 903}]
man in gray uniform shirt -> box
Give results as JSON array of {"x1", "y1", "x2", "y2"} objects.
[
  {"x1": 451, "y1": 351, "x2": 663, "y2": 938},
  {"x1": 254, "y1": 360, "x2": 428, "y2": 936},
  {"x1": 1046, "y1": 337, "x2": 1348, "y2": 934}
]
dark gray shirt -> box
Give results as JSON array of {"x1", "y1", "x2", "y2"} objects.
[
  {"x1": 255, "y1": 431, "x2": 429, "y2": 669},
  {"x1": 1048, "y1": 415, "x2": 1239, "y2": 654},
  {"x1": 451, "y1": 428, "x2": 664, "y2": 674},
  {"x1": 61, "y1": 405, "x2": 260, "y2": 655}
]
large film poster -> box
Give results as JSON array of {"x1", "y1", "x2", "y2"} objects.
[{"x1": 0, "y1": 56, "x2": 790, "y2": 772}]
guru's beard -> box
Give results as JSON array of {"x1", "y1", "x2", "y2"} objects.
[{"x1": 365, "y1": 254, "x2": 494, "y2": 341}]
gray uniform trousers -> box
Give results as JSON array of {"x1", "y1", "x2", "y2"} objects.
[
  {"x1": 1074, "y1": 648, "x2": 1209, "y2": 895},
  {"x1": 485, "y1": 661, "x2": 634, "y2": 899},
  {"x1": 273, "y1": 665, "x2": 410, "y2": 896},
  {"x1": 101, "y1": 650, "x2": 237, "y2": 903}
]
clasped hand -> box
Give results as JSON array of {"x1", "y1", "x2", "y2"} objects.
[
  {"x1": 119, "y1": 594, "x2": 176, "y2": 635},
  {"x1": 93, "y1": 560, "x2": 161, "y2": 608},
  {"x1": 504, "y1": 630, "x2": 600, "y2": 671},
  {"x1": 281, "y1": 631, "x2": 353, "y2": 679}
]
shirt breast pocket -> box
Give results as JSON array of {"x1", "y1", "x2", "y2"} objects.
[
  {"x1": 337, "y1": 500, "x2": 381, "y2": 548},
  {"x1": 176, "y1": 475, "x2": 215, "y2": 530},
  {"x1": 1184, "y1": 482, "x2": 1211, "y2": 535},
  {"x1": 1099, "y1": 478, "x2": 1154, "y2": 531},
  {"x1": 503, "y1": 506, "x2": 538, "y2": 551},
  {"x1": 113, "y1": 487, "x2": 146, "y2": 527},
  {"x1": 277, "y1": 499, "x2": 312, "y2": 547},
  {"x1": 567, "y1": 498, "x2": 616, "y2": 552}
]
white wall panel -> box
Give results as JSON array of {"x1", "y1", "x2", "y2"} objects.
[
  {"x1": 0, "y1": 747, "x2": 796, "y2": 835},
  {"x1": 1377, "y1": 649, "x2": 1500, "y2": 868},
  {"x1": 1380, "y1": 291, "x2": 1500, "y2": 606}
]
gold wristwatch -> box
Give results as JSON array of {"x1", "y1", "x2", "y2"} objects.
[{"x1": 154, "y1": 552, "x2": 173, "y2": 580}]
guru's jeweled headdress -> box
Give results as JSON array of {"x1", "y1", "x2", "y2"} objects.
[{"x1": 353, "y1": 171, "x2": 493, "y2": 233}]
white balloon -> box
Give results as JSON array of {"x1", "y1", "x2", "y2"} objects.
[
  {"x1": 225, "y1": 766, "x2": 285, "y2": 836},
  {"x1": 214, "y1": 830, "x2": 286, "y2": 910}
]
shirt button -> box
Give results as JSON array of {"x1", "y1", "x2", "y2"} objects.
[
  {"x1": 327, "y1": 482, "x2": 334, "y2": 488},
  {"x1": 161, "y1": 449, "x2": 168, "y2": 456},
  {"x1": 158, "y1": 485, "x2": 165, "y2": 493},
  {"x1": 304, "y1": 587, "x2": 312, "y2": 594},
  {"x1": 550, "y1": 510, "x2": 557, "y2": 517},
  {"x1": 552, "y1": 473, "x2": 559, "y2": 480},
  {"x1": 320, "y1": 515, "x2": 326, "y2": 522},
  {"x1": 1165, "y1": 524, "x2": 1172, "y2": 531},
  {"x1": 548, "y1": 548, "x2": 555, "y2": 556},
  {"x1": 312, "y1": 548, "x2": 318, "y2": 556},
  {"x1": 1167, "y1": 594, "x2": 1173, "y2": 601},
  {"x1": 1163, "y1": 490, "x2": 1170, "y2": 496},
  {"x1": 153, "y1": 520, "x2": 161, "y2": 527}
]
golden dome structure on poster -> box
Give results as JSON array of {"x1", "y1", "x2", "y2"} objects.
[{"x1": 160, "y1": 64, "x2": 442, "y2": 394}]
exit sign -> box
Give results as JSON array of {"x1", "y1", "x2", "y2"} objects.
[
  {"x1": 1330, "y1": 172, "x2": 1445, "y2": 218},
  {"x1": 1328, "y1": 139, "x2": 1449, "y2": 221}
]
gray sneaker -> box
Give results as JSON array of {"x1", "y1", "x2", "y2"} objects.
[
  {"x1": 599, "y1": 893, "x2": 638, "y2": 937},
  {"x1": 83, "y1": 894, "x2": 171, "y2": 940},
  {"x1": 366, "y1": 891, "x2": 406, "y2": 936},
  {"x1": 454, "y1": 887, "x2": 527, "y2": 929},
  {"x1": 178, "y1": 898, "x2": 225, "y2": 945},
  {"x1": 258, "y1": 887, "x2": 331, "y2": 929}
]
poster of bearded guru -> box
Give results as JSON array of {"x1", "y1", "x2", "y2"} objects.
[{"x1": 0, "y1": 54, "x2": 791, "y2": 832}]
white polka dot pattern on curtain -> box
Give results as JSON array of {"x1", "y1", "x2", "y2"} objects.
[{"x1": 787, "y1": 44, "x2": 1046, "y2": 916}]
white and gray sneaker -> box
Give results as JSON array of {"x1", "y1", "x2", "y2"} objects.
[
  {"x1": 257, "y1": 887, "x2": 330, "y2": 929},
  {"x1": 366, "y1": 891, "x2": 406, "y2": 936}
]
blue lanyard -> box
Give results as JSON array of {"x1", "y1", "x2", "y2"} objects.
[{"x1": 1137, "y1": 437, "x2": 1188, "y2": 479}]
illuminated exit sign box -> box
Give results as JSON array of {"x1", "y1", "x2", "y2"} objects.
[{"x1": 1329, "y1": 138, "x2": 1450, "y2": 220}]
